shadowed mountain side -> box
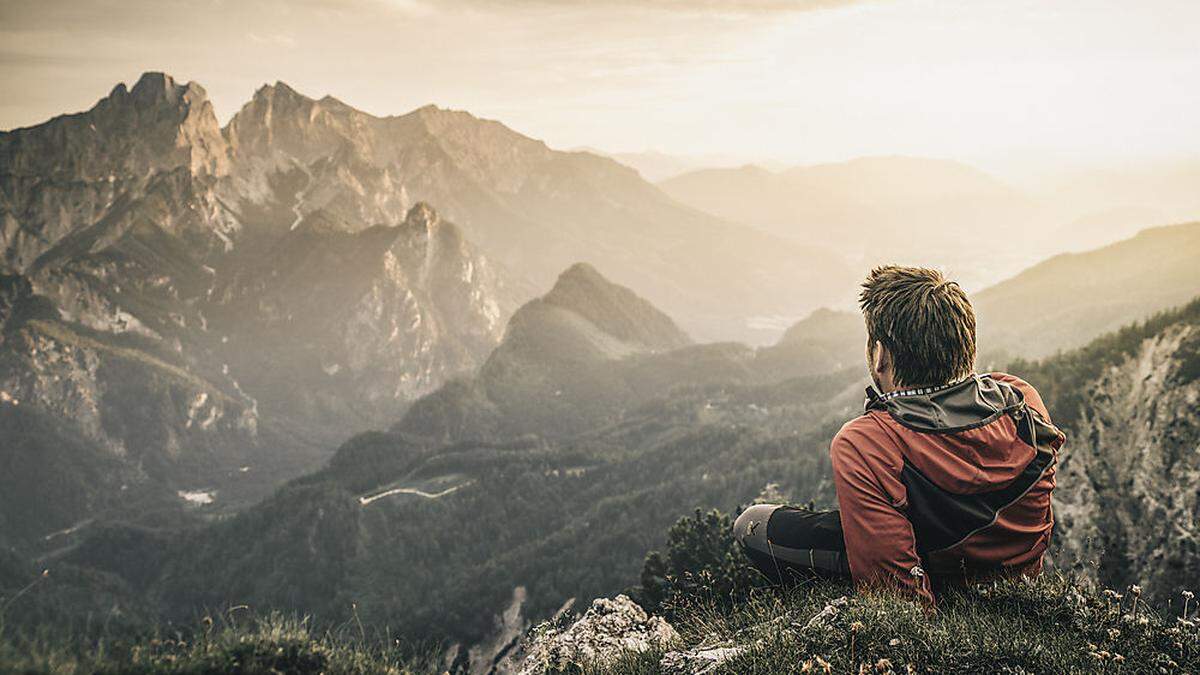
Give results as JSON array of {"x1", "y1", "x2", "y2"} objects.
[
  {"x1": 399, "y1": 264, "x2": 693, "y2": 441},
  {"x1": 398, "y1": 264, "x2": 860, "y2": 443},
  {"x1": 0, "y1": 273, "x2": 301, "y2": 552},
  {"x1": 974, "y1": 221, "x2": 1200, "y2": 360},
  {"x1": 755, "y1": 307, "x2": 866, "y2": 377}
]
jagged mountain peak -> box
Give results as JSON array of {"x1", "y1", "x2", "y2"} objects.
[
  {"x1": 0, "y1": 70, "x2": 231, "y2": 269},
  {"x1": 249, "y1": 80, "x2": 313, "y2": 108},
  {"x1": 1, "y1": 70, "x2": 227, "y2": 177},
  {"x1": 130, "y1": 71, "x2": 200, "y2": 104},
  {"x1": 392, "y1": 102, "x2": 550, "y2": 160},
  {"x1": 96, "y1": 72, "x2": 214, "y2": 122},
  {"x1": 224, "y1": 81, "x2": 373, "y2": 165},
  {"x1": 394, "y1": 202, "x2": 467, "y2": 255},
  {"x1": 391, "y1": 203, "x2": 478, "y2": 277},
  {"x1": 99, "y1": 72, "x2": 202, "y2": 107}
]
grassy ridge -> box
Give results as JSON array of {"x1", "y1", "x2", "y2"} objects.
[
  {"x1": 0, "y1": 610, "x2": 442, "y2": 675},
  {"x1": 616, "y1": 509, "x2": 1200, "y2": 674},
  {"x1": 608, "y1": 575, "x2": 1199, "y2": 674},
  {"x1": 4, "y1": 575, "x2": 1196, "y2": 673}
]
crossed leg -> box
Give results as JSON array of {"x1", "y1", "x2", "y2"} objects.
[{"x1": 732, "y1": 504, "x2": 851, "y2": 583}]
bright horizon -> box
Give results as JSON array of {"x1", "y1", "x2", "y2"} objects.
[{"x1": 3, "y1": 0, "x2": 1199, "y2": 184}]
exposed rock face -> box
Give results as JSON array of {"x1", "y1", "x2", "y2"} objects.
[
  {"x1": 0, "y1": 202, "x2": 506, "y2": 545},
  {"x1": 1051, "y1": 322, "x2": 1200, "y2": 599},
  {"x1": 211, "y1": 201, "x2": 506, "y2": 427},
  {"x1": 0, "y1": 72, "x2": 232, "y2": 271},
  {"x1": 515, "y1": 595, "x2": 677, "y2": 674},
  {"x1": 466, "y1": 586, "x2": 534, "y2": 675}
]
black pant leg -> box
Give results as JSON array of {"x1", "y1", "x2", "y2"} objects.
[{"x1": 732, "y1": 504, "x2": 851, "y2": 583}]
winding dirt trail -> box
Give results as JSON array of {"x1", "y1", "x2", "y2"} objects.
[{"x1": 358, "y1": 480, "x2": 474, "y2": 506}]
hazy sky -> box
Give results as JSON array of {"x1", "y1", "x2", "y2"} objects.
[{"x1": 2, "y1": 0, "x2": 1198, "y2": 177}]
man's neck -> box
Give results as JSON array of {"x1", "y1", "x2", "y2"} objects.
[{"x1": 875, "y1": 374, "x2": 976, "y2": 399}]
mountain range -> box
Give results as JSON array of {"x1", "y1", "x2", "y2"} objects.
[
  {"x1": 0, "y1": 71, "x2": 855, "y2": 537},
  {"x1": 218, "y1": 78, "x2": 852, "y2": 345},
  {"x1": 658, "y1": 157, "x2": 1042, "y2": 289},
  {"x1": 659, "y1": 157, "x2": 1200, "y2": 294}
]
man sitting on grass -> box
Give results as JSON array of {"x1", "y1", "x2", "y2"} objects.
[{"x1": 734, "y1": 265, "x2": 1065, "y2": 604}]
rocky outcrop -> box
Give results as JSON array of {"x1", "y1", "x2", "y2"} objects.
[
  {"x1": 1051, "y1": 321, "x2": 1200, "y2": 599},
  {"x1": 512, "y1": 594, "x2": 857, "y2": 675},
  {"x1": 515, "y1": 595, "x2": 677, "y2": 674}
]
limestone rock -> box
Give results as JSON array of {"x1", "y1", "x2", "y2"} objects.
[{"x1": 516, "y1": 595, "x2": 677, "y2": 674}]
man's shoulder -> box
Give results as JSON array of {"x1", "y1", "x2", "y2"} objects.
[
  {"x1": 831, "y1": 412, "x2": 904, "y2": 476},
  {"x1": 832, "y1": 412, "x2": 893, "y2": 454},
  {"x1": 989, "y1": 371, "x2": 1033, "y2": 390},
  {"x1": 988, "y1": 371, "x2": 1052, "y2": 420}
]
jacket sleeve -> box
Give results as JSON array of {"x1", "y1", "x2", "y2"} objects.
[{"x1": 830, "y1": 419, "x2": 935, "y2": 604}]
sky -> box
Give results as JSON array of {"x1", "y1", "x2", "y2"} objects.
[{"x1": 2, "y1": 0, "x2": 1199, "y2": 179}]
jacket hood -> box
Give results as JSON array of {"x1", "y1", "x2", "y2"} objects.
[{"x1": 865, "y1": 374, "x2": 1055, "y2": 493}]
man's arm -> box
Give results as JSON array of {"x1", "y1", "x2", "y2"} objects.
[{"x1": 830, "y1": 420, "x2": 935, "y2": 604}]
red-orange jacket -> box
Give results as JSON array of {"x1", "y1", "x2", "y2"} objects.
[{"x1": 830, "y1": 372, "x2": 1065, "y2": 604}]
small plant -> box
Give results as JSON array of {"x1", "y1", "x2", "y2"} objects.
[{"x1": 635, "y1": 508, "x2": 765, "y2": 617}]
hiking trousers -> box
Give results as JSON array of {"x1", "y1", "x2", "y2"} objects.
[{"x1": 732, "y1": 504, "x2": 851, "y2": 583}]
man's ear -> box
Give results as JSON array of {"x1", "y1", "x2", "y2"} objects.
[{"x1": 871, "y1": 341, "x2": 891, "y2": 375}]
